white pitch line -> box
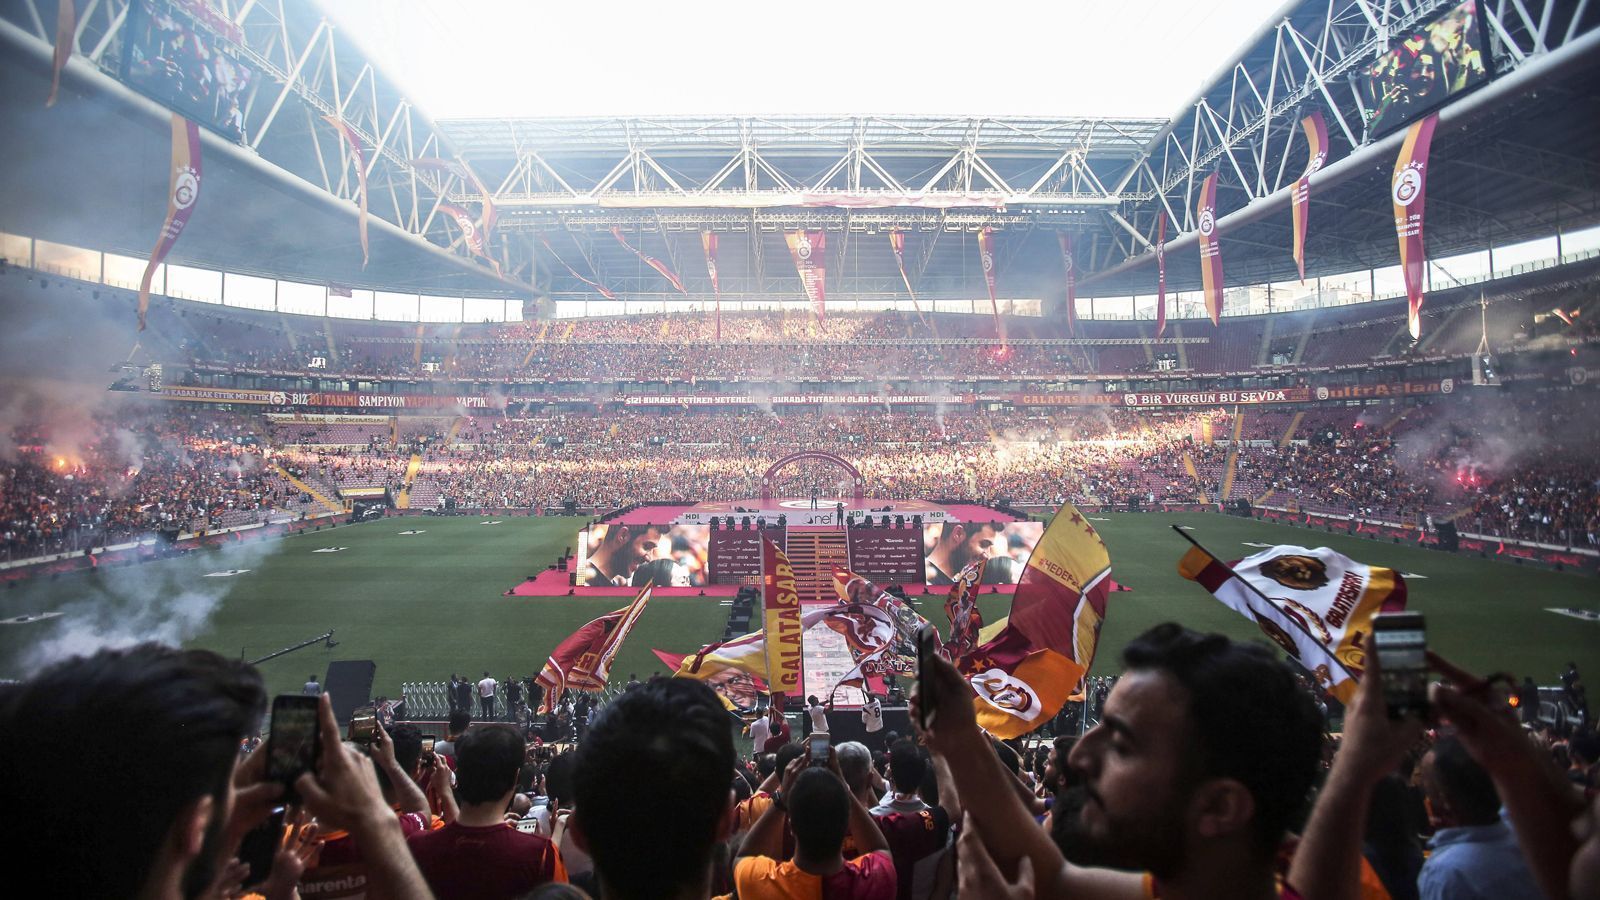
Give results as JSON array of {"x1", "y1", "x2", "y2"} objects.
[{"x1": 204, "y1": 569, "x2": 252, "y2": 577}]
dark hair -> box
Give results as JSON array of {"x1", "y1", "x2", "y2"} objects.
[
  {"x1": 454, "y1": 724, "x2": 525, "y2": 804},
  {"x1": 888, "y1": 739, "x2": 927, "y2": 794},
  {"x1": 389, "y1": 723, "x2": 423, "y2": 773},
  {"x1": 756, "y1": 752, "x2": 778, "y2": 778},
  {"x1": 1570, "y1": 732, "x2": 1600, "y2": 767},
  {"x1": 574, "y1": 679, "x2": 735, "y2": 899},
  {"x1": 448, "y1": 710, "x2": 471, "y2": 736},
  {"x1": 1121, "y1": 623, "x2": 1323, "y2": 857},
  {"x1": 1429, "y1": 734, "x2": 1501, "y2": 825},
  {"x1": 788, "y1": 769, "x2": 849, "y2": 861},
  {"x1": 774, "y1": 741, "x2": 805, "y2": 775},
  {"x1": 0, "y1": 644, "x2": 265, "y2": 898},
  {"x1": 546, "y1": 752, "x2": 577, "y2": 809}
]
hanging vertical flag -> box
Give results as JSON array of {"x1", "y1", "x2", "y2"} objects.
[
  {"x1": 437, "y1": 201, "x2": 499, "y2": 274},
  {"x1": 761, "y1": 538, "x2": 805, "y2": 700},
  {"x1": 958, "y1": 502, "x2": 1114, "y2": 739},
  {"x1": 323, "y1": 115, "x2": 369, "y2": 268},
  {"x1": 611, "y1": 227, "x2": 687, "y2": 293},
  {"x1": 535, "y1": 584, "x2": 655, "y2": 712},
  {"x1": 1155, "y1": 213, "x2": 1168, "y2": 339},
  {"x1": 1177, "y1": 535, "x2": 1407, "y2": 703},
  {"x1": 887, "y1": 230, "x2": 927, "y2": 324},
  {"x1": 413, "y1": 156, "x2": 498, "y2": 255},
  {"x1": 701, "y1": 232, "x2": 722, "y2": 340},
  {"x1": 1057, "y1": 233, "x2": 1078, "y2": 338},
  {"x1": 1393, "y1": 113, "x2": 1439, "y2": 340},
  {"x1": 538, "y1": 234, "x2": 616, "y2": 300},
  {"x1": 1292, "y1": 112, "x2": 1328, "y2": 282},
  {"x1": 1197, "y1": 172, "x2": 1224, "y2": 325},
  {"x1": 785, "y1": 231, "x2": 827, "y2": 321},
  {"x1": 943, "y1": 557, "x2": 988, "y2": 663},
  {"x1": 47, "y1": 0, "x2": 75, "y2": 107},
  {"x1": 977, "y1": 228, "x2": 1002, "y2": 321},
  {"x1": 136, "y1": 114, "x2": 203, "y2": 331}
]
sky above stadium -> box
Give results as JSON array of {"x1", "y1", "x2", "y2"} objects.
[{"x1": 324, "y1": 0, "x2": 1289, "y2": 120}]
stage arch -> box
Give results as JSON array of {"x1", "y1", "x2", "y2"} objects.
[{"x1": 760, "y1": 451, "x2": 865, "y2": 501}]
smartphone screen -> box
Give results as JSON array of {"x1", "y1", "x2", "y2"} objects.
[
  {"x1": 422, "y1": 736, "x2": 436, "y2": 753},
  {"x1": 1371, "y1": 612, "x2": 1428, "y2": 718},
  {"x1": 266, "y1": 695, "x2": 321, "y2": 794},
  {"x1": 808, "y1": 734, "x2": 829, "y2": 764},
  {"x1": 915, "y1": 623, "x2": 939, "y2": 731},
  {"x1": 350, "y1": 706, "x2": 377, "y2": 743}
]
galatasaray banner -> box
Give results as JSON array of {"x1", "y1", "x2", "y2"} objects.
[
  {"x1": 413, "y1": 156, "x2": 497, "y2": 243},
  {"x1": 960, "y1": 503, "x2": 1113, "y2": 739},
  {"x1": 943, "y1": 557, "x2": 988, "y2": 662},
  {"x1": 761, "y1": 538, "x2": 804, "y2": 697},
  {"x1": 1393, "y1": 113, "x2": 1440, "y2": 339},
  {"x1": 786, "y1": 230, "x2": 827, "y2": 321},
  {"x1": 612, "y1": 227, "x2": 687, "y2": 293},
  {"x1": 1057, "y1": 233, "x2": 1078, "y2": 337},
  {"x1": 539, "y1": 234, "x2": 616, "y2": 300},
  {"x1": 47, "y1": 0, "x2": 75, "y2": 107},
  {"x1": 1179, "y1": 542, "x2": 1407, "y2": 703},
  {"x1": 323, "y1": 115, "x2": 370, "y2": 268},
  {"x1": 978, "y1": 228, "x2": 1001, "y2": 321},
  {"x1": 1197, "y1": 172, "x2": 1224, "y2": 325},
  {"x1": 888, "y1": 230, "x2": 926, "y2": 323},
  {"x1": 1292, "y1": 112, "x2": 1329, "y2": 281},
  {"x1": 536, "y1": 584, "x2": 654, "y2": 711},
  {"x1": 138, "y1": 114, "x2": 203, "y2": 331},
  {"x1": 438, "y1": 201, "x2": 490, "y2": 263},
  {"x1": 657, "y1": 630, "x2": 771, "y2": 710},
  {"x1": 1155, "y1": 213, "x2": 1168, "y2": 339},
  {"x1": 702, "y1": 232, "x2": 721, "y2": 340}
]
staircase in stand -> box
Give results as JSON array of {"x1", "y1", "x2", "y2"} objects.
[{"x1": 782, "y1": 527, "x2": 864, "y2": 708}]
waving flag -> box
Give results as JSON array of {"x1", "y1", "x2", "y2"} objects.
[
  {"x1": 413, "y1": 156, "x2": 498, "y2": 254},
  {"x1": 1178, "y1": 536, "x2": 1407, "y2": 702},
  {"x1": 1155, "y1": 213, "x2": 1168, "y2": 339},
  {"x1": 1393, "y1": 113, "x2": 1440, "y2": 340},
  {"x1": 612, "y1": 227, "x2": 687, "y2": 293},
  {"x1": 539, "y1": 234, "x2": 616, "y2": 300},
  {"x1": 943, "y1": 557, "x2": 988, "y2": 662},
  {"x1": 761, "y1": 539, "x2": 805, "y2": 698},
  {"x1": 785, "y1": 231, "x2": 827, "y2": 321},
  {"x1": 438, "y1": 201, "x2": 498, "y2": 273},
  {"x1": 536, "y1": 584, "x2": 654, "y2": 712},
  {"x1": 1292, "y1": 112, "x2": 1329, "y2": 281},
  {"x1": 959, "y1": 504, "x2": 1113, "y2": 739},
  {"x1": 656, "y1": 631, "x2": 771, "y2": 711},
  {"x1": 1057, "y1": 233, "x2": 1078, "y2": 338},
  {"x1": 1197, "y1": 172, "x2": 1224, "y2": 324},
  {"x1": 702, "y1": 232, "x2": 722, "y2": 339},
  {"x1": 137, "y1": 114, "x2": 202, "y2": 330},
  {"x1": 323, "y1": 115, "x2": 370, "y2": 268}
]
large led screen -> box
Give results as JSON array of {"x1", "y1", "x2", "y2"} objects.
[
  {"x1": 578, "y1": 523, "x2": 710, "y2": 587},
  {"x1": 124, "y1": 0, "x2": 256, "y2": 143},
  {"x1": 922, "y1": 521, "x2": 1044, "y2": 586},
  {"x1": 1359, "y1": 0, "x2": 1491, "y2": 137}
]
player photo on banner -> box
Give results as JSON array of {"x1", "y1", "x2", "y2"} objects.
[
  {"x1": 922, "y1": 521, "x2": 1044, "y2": 586},
  {"x1": 579, "y1": 523, "x2": 709, "y2": 588}
]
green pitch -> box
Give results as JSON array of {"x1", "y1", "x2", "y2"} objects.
[{"x1": 0, "y1": 512, "x2": 1594, "y2": 700}]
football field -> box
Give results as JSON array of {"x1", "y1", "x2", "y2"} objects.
[{"x1": 1, "y1": 512, "x2": 1595, "y2": 700}]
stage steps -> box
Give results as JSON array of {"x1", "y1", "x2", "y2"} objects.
[
  {"x1": 1182, "y1": 452, "x2": 1210, "y2": 504},
  {"x1": 1220, "y1": 408, "x2": 1243, "y2": 499},
  {"x1": 1279, "y1": 411, "x2": 1305, "y2": 448},
  {"x1": 783, "y1": 528, "x2": 851, "y2": 605},
  {"x1": 396, "y1": 454, "x2": 423, "y2": 508}
]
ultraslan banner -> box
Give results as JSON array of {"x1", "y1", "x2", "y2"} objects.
[
  {"x1": 786, "y1": 231, "x2": 827, "y2": 321},
  {"x1": 138, "y1": 114, "x2": 202, "y2": 330},
  {"x1": 1293, "y1": 112, "x2": 1329, "y2": 281},
  {"x1": 1197, "y1": 172, "x2": 1224, "y2": 324},
  {"x1": 760, "y1": 539, "x2": 804, "y2": 697},
  {"x1": 1393, "y1": 113, "x2": 1440, "y2": 339}
]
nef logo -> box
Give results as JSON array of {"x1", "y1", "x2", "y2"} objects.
[
  {"x1": 1198, "y1": 208, "x2": 1216, "y2": 237},
  {"x1": 796, "y1": 234, "x2": 813, "y2": 261},
  {"x1": 173, "y1": 167, "x2": 200, "y2": 209},
  {"x1": 1393, "y1": 163, "x2": 1423, "y2": 206}
]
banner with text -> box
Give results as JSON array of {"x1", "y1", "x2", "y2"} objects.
[{"x1": 786, "y1": 230, "x2": 827, "y2": 321}]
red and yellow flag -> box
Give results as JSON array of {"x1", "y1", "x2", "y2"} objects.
[
  {"x1": 1197, "y1": 172, "x2": 1224, "y2": 325},
  {"x1": 785, "y1": 231, "x2": 827, "y2": 322},
  {"x1": 535, "y1": 584, "x2": 653, "y2": 711},
  {"x1": 702, "y1": 232, "x2": 721, "y2": 340},
  {"x1": 612, "y1": 227, "x2": 687, "y2": 293},
  {"x1": 323, "y1": 115, "x2": 369, "y2": 268},
  {"x1": 1154, "y1": 213, "x2": 1168, "y2": 339},
  {"x1": 1179, "y1": 543, "x2": 1407, "y2": 703},
  {"x1": 539, "y1": 234, "x2": 616, "y2": 300},
  {"x1": 888, "y1": 230, "x2": 927, "y2": 325},
  {"x1": 137, "y1": 114, "x2": 203, "y2": 331},
  {"x1": 47, "y1": 0, "x2": 75, "y2": 107},
  {"x1": 1292, "y1": 112, "x2": 1329, "y2": 282},
  {"x1": 978, "y1": 227, "x2": 1001, "y2": 323},
  {"x1": 1393, "y1": 113, "x2": 1440, "y2": 339},
  {"x1": 761, "y1": 539, "x2": 804, "y2": 699},
  {"x1": 959, "y1": 505, "x2": 1113, "y2": 739},
  {"x1": 1057, "y1": 232, "x2": 1078, "y2": 338}
]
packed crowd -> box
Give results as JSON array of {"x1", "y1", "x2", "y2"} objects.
[
  {"x1": 6, "y1": 623, "x2": 1598, "y2": 899},
  {"x1": 3, "y1": 393, "x2": 1597, "y2": 561}
]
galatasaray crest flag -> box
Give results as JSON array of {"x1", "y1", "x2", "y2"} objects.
[
  {"x1": 1178, "y1": 540, "x2": 1407, "y2": 703},
  {"x1": 1393, "y1": 113, "x2": 1440, "y2": 340},
  {"x1": 761, "y1": 539, "x2": 805, "y2": 697},
  {"x1": 656, "y1": 630, "x2": 771, "y2": 711},
  {"x1": 1197, "y1": 172, "x2": 1224, "y2": 325},
  {"x1": 959, "y1": 503, "x2": 1114, "y2": 739},
  {"x1": 785, "y1": 230, "x2": 827, "y2": 321},
  {"x1": 1292, "y1": 112, "x2": 1329, "y2": 282},
  {"x1": 1057, "y1": 233, "x2": 1078, "y2": 338},
  {"x1": 943, "y1": 557, "x2": 987, "y2": 662},
  {"x1": 1154, "y1": 213, "x2": 1168, "y2": 339},
  {"x1": 612, "y1": 227, "x2": 687, "y2": 293},
  {"x1": 138, "y1": 113, "x2": 203, "y2": 331},
  {"x1": 536, "y1": 584, "x2": 654, "y2": 712}
]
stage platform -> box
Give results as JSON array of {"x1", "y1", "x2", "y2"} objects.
[{"x1": 608, "y1": 498, "x2": 1021, "y2": 527}]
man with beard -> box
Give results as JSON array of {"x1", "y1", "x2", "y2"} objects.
[
  {"x1": 584, "y1": 524, "x2": 664, "y2": 587},
  {"x1": 924, "y1": 522, "x2": 1012, "y2": 585},
  {"x1": 914, "y1": 623, "x2": 1355, "y2": 899}
]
